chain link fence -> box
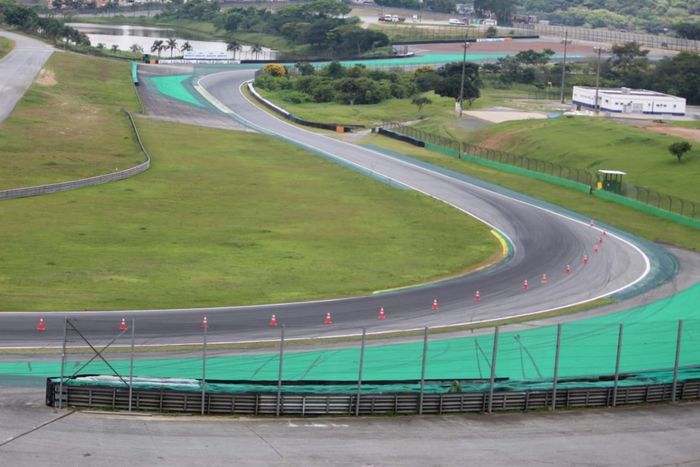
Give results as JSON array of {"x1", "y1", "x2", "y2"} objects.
[
  {"x1": 513, "y1": 23, "x2": 700, "y2": 53},
  {"x1": 380, "y1": 122, "x2": 700, "y2": 220}
]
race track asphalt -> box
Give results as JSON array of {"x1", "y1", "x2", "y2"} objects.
[
  {"x1": 0, "y1": 30, "x2": 53, "y2": 124},
  {"x1": 0, "y1": 67, "x2": 659, "y2": 349}
]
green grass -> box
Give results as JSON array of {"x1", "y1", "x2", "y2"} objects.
[
  {"x1": 461, "y1": 117, "x2": 700, "y2": 203},
  {"x1": 0, "y1": 52, "x2": 142, "y2": 190},
  {"x1": 0, "y1": 36, "x2": 15, "y2": 59},
  {"x1": 360, "y1": 134, "x2": 700, "y2": 251},
  {"x1": 0, "y1": 118, "x2": 499, "y2": 311},
  {"x1": 257, "y1": 88, "x2": 456, "y2": 127},
  {"x1": 669, "y1": 120, "x2": 700, "y2": 129}
]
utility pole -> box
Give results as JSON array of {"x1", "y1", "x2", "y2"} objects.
[
  {"x1": 594, "y1": 46, "x2": 604, "y2": 114},
  {"x1": 559, "y1": 31, "x2": 569, "y2": 104},
  {"x1": 458, "y1": 38, "x2": 470, "y2": 117}
]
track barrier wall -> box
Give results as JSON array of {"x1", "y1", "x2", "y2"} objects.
[
  {"x1": 247, "y1": 82, "x2": 362, "y2": 133},
  {"x1": 0, "y1": 111, "x2": 151, "y2": 201},
  {"x1": 12, "y1": 283, "x2": 700, "y2": 415},
  {"x1": 379, "y1": 122, "x2": 700, "y2": 227}
]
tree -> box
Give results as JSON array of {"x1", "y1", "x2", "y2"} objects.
[
  {"x1": 672, "y1": 22, "x2": 700, "y2": 40},
  {"x1": 111, "y1": 44, "x2": 119, "y2": 52},
  {"x1": 181, "y1": 41, "x2": 193, "y2": 53},
  {"x1": 295, "y1": 61, "x2": 315, "y2": 76},
  {"x1": 130, "y1": 43, "x2": 144, "y2": 53},
  {"x1": 606, "y1": 41, "x2": 649, "y2": 87},
  {"x1": 411, "y1": 95, "x2": 432, "y2": 113},
  {"x1": 433, "y1": 62, "x2": 482, "y2": 106},
  {"x1": 474, "y1": 0, "x2": 515, "y2": 25},
  {"x1": 485, "y1": 26, "x2": 498, "y2": 38},
  {"x1": 668, "y1": 141, "x2": 692, "y2": 162},
  {"x1": 250, "y1": 44, "x2": 263, "y2": 60},
  {"x1": 651, "y1": 52, "x2": 700, "y2": 105},
  {"x1": 166, "y1": 37, "x2": 178, "y2": 58},
  {"x1": 151, "y1": 39, "x2": 164, "y2": 58},
  {"x1": 226, "y1": 40, "x2": 241, "y2": 59}
]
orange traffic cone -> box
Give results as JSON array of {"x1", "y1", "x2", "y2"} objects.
[
  {"x1": 200, "y1": 316, "x2": 208, "y2": 330},
  {"x1": 324, "y1": 312, "x2": 333, "y2": 324},
  {"x1": 541, "y1": 273, "x2": 548, "y2": 284},
  {"x1": 589, "y1": 219, "x2": 594, "y2": 227},
  {"x1": 119, "y1": 318, "x2": 127, "y2": 332},
  {"x1": 432, "y1": 298, "x2": 439, "y2": 311},
  {"x1": 598, "y1": 235, "x2": 604, "y2": 244},
  {"x1": 473, "y1": 291, "x2": 481, "y2": 302},
  {"x1": 522, "y1": 280, "x2": 529, "y2": 290},
  {"x1": 593, "y1": 245, "x2": 599, "y2": 254},
  {"x1": 602, "y1": 229, "x2": 607, "y2": 236},
  {"x1": 36, "y1": 318, "x2": 46, "y2": 332},
  {"x1": 377, "y1": 307, "x2": 386, "y2": 320},
  {"x1": 565, "y1": 264, "x2": 572, "y2": 274},
  {"x1": 583, "y1": 255, "x2": 589, "y2": 265},
  {"x1": 269, "y1": 314, "x2": 278, "y2": 327}
]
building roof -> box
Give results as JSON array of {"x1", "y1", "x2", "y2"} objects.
[{"x1": 574, "y1": 86, "x2": 682, "y2": 99}]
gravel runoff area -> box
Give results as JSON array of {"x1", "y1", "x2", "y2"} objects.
[{"x1": 1, "y1": 383, "x2": 700, "y2": 466}]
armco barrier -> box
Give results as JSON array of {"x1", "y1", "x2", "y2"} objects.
[
  {"x1": 0, "y1": 111, "x2": 150, "y2": 201},
  {"x1": 46, "y1": 378, "x2": 700, "y2": 416},
  {"x1": 247, "y1": 82, "x2": 362, "y2": 133},
  {"x1": 378, "y1": 128, "x2": 425, "y2": 147}
]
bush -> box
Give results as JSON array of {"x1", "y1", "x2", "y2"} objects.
[{"x1": 262, "y1": 63, "x2": 287, "y2": 77}]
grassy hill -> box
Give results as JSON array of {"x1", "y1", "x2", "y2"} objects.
[{"x1": 462, "y1": 116, "x2": 700, "y2": 203}]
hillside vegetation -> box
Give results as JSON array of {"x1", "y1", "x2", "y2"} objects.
[{"x1": 463, "y1": 117, "x2": 700, "y2": 202}]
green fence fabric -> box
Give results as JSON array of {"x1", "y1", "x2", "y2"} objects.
[
  {"x1": 131, "y1": 61, "x2": 138, "y2": 85},
  {"x1": 423, "y1": 142, "x2": 592, "y2": 194},
  {"x1": 594, "y1": 190, "x2": 700, "y2": 230},
  {"x1": 150, "y1": 74, "x2": 204, "y2": 108},
  {"x1": 4, "y1": 283, "x2": 700, "y2": 392}
]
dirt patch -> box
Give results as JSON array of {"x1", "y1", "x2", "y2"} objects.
[
  {"x1": 35, "y1": 68, "x2": 56, "y2": 86},
  {"x1": 463, "y1": 109, "x2": 547, "y2": 123},
  {"x1": 643, "y1": 125, "x2": 700, "y2": 143}
]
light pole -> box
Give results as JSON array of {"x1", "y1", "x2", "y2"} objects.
[
  {"x1": 559, "y1": 31, "x2": 569, "y2": 104},
  {"x1": 594, "y1": 46, "x2": 604, "y2": 114},
  {"x1": 458, "y1": 39, "x2": 470, "y2": 117}
]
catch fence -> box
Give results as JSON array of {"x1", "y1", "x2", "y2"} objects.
[
  {"x1": 380, "y1": 122, "x2": 700, "y2": 222},
  {"x1": 513, "y1": 23, "x2": 700, "y2": 53},
  {"x1": 18, "y1": 282, "x2": 700, "y2": 415}
]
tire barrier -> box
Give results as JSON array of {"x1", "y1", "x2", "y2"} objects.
[
  {"x1": 247, "y1": 82, "x2": 363, "y2": 133},
  {"x1": 0, "y1": 111, "x2": 150, "y2": 201},
  {"x1": 377, "y1": 127, "x2": 425, "y2": 147},
  {"x1": 46, "y1": 378, "x2": 700, "y2": 416}
]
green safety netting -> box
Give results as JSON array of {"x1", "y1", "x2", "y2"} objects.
[{"x1": 5, "y1": 283, "x2": 700, "y2": 393}]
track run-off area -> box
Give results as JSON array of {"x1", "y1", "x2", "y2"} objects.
[{"x1": 0, "y1": 62, "x2": 676, "y2": 350}]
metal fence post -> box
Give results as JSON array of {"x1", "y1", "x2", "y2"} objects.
[
  {"x1": 418, "y1": 327, "x2": 429, "y2": 415},
  {"x1": 672, "y1": 320, "x2": 683, "y2": 402},
  {"x1": 551, "y1": 323, "x2": 562, "y2": 410},
  {"x1": 201, "y1": 316, "x2": 208, "y2": 415},
  {"x1": 488, "y1": 326, "x2": 500, "y2": 413},
  {"x1": 612, "y1": 323, "x2": 624, "y2": 407},
  {"x1": 58, "y1": 317, "x2": 68, "y2": 410},
  {"x1": 356, "y1": 327, "x2": 366, "y2": 417},
  {"x1": 128, "y1": 318, "x2": 135, "y2": 412},
  {"x1": 276, "y1": 324, "x2": 285, "y2": 417}
]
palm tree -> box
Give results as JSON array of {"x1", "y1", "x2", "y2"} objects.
[
  {"x1": 150, "y1": 39, "x2": 164, "y2": 58},
  {"x1": 251, "y1": 44, "x2": 263, "y2": 61},
  {"x1": 130, "y1": 43, "x2": 143, "y2": 53},
  {"x1": 226, "y1": 40, "x2": 241, "y2": 59},
  {"x1": 166, "y1": 37, "x2": 178, "y2": 58},
  {"x1": 181, "y1": 41, "x2": 193, "y2": 54}
]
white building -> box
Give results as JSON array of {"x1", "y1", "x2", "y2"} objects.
[{"x1": 572, "y1": 86, "x2": 686, "y2": 116}]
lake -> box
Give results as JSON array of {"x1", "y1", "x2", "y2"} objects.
[{"x1": 68, "y1": 23, "x2": 277, "y2": 59}]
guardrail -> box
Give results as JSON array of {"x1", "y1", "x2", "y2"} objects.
[
  {"x1": 46, "y1": 379, "x2": 700, "y2": 416},
  {"x1": 247, "y1": 82, "x2": 363, "y2": 133},
  {"x1": 0, "y1": 111, "x2": 150, "y2": 201}
]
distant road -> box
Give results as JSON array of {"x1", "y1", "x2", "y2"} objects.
[{"x1": 0, "y1": 30, "x2": 53, "y2": 123}]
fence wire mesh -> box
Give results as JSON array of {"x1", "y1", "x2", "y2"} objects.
[{"x1": 381, "y1": 122, "x2": 699, "y2": 220}]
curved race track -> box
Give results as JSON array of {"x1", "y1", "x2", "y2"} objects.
[{"x1": 0, "y1": 67, "x2": 654, "y2": 348}]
